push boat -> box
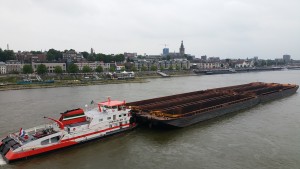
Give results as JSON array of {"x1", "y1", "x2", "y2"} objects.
[{"x1": 0, "y1": 98, "x2": 136, "y2": 163}]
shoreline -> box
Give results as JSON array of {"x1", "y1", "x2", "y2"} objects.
[{"x1": 0, "y1": 72, "x2": 196, "y2": 91}]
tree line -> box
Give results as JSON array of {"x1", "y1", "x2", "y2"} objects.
[
  {"x1": 0, "y1": 48, "x2": 15, "y2": 62},
  {"x1": 46, "y1": 49, "x2": 125, "y2": 63},
  {"x1": 22, "y1": 64, "x2": 105, "y2": 75},
  {"x1": 0, "y1": 48, "x2": 125, "y2": 63}
]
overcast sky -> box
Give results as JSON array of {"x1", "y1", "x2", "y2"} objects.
[{"x1": 1, "y1": 0, "x2": 300, "y2": 59}]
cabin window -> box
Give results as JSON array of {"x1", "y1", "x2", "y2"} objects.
[
  {"x1": 50, "y1": 136, "x2": 60, "y2": 143},
  {"x1": 99, "y1": 118, "x2": 103, "y2": 122},
  {"x1": 109, "y1": 124, "x2": 112, "y2": 128},
  {"x1": 41, "y1": 139, "x2": 50, "y2": 145},
  {"x1": 113, "y1": 115, "x2": 116, "y2": 120},
  {"x1": 123, "y1": 114, "x2": 126, "y2": 117},
  {"x1": 112, "y1": 106, "x2": 117, "y2": 109},
  {"x1": 107, "y1": 117, "x2": 111, "y2": 120},
  {"x1": 119, "y1": 115, "x2": 122, "y2": 117}
]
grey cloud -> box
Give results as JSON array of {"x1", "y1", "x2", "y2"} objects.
[{"x1": 0, "y1": 0, "x2": 299, "y2": 59}]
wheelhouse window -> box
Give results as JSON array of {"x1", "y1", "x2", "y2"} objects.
[
  {"x1": 50, "y1": 136, "x2": 60, "y2": 143},
  {"x1": 41, "y1": 139, "x2": 50, "y2": 145},
  {"x1": 107, "y1": 117, "x2": 111, "y2": 120}
]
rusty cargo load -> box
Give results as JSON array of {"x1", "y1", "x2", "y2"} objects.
[{"x1": 127, "y1": 82, "x2": 299, "y2": 128}]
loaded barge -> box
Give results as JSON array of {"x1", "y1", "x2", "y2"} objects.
[{"x1": 127, "y1": 82, "x2": 298, "y2": 128}]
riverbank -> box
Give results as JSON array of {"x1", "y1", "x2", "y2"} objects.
[
  {"x1": 0, "y1": 71, "x2": 195, "y2": 91},
  {"x1": 0, "y1": 78, "x2": 148, "y2": 91}
]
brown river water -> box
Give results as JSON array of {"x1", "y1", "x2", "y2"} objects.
[{"x1": 0, "y1": 70, "x2": 300, "y2": 169}]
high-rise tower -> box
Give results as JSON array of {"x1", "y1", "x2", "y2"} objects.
[{"x1": 179, "y1": 41, "x2": 185, "y2": 56}]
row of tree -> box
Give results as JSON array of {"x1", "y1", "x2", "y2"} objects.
[
  {"x1": 21, "y1": 63, "x2": 185, "y2": 75},
  {"x1": 22, "y1": 64, "x2": 105, "y2": 75},
  {"x1": 0, "y1": 48, "x2": 125, "y2": 63},
  {"x1": 0, "y1": 48, "x2": 15, "y2": 62},
  {"x1": 45, "y1": 49, "x2": 125, "y2": 63}
]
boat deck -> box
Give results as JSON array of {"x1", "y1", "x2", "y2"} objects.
[{"x1": 127, "y1": 82, "x2": 298, "y2": 119}]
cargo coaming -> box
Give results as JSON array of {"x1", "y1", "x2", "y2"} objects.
[{"x1": 127, "y1": 82, "x2": 299, "y2": 128}]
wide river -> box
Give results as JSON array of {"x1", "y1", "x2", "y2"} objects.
[{"x1": 0, "y1": 70, "x2": 300, "y2": 169}]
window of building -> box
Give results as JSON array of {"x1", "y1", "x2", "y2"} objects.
[{"x1": 107, "y1": 117, "x2": 111, "y2": 120}]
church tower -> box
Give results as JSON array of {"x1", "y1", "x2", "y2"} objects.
[{"x1": 179, "y1": 40, "x2": 185, "y2": 56}]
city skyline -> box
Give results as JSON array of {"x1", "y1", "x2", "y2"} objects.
[{"x1": 1, "y1": 0, "x2": 300, "y2": 59}]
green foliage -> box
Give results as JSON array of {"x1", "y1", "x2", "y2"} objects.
[
  {"x1": 141, "y1": 66, "x2": 148, "y2": 71},
  {"x1": 93, "y1": 53, "x2": 125, "y2": 63},
  {"x1": 82, "y1": 65, "x2": 92, "y2": 73},
  {"x1": 67, "y1": 64, "x2": 79, "y2": 73},
  {"x1": 37, "y1": 64, "x2": 48, "y2": 74},
  {"x1": 183, "y1": 54, "x2": 193, "y2": 60},
  {"x1": 150, "y1": 65, "x2": 157, "y2": 71},
  {"x1": 81, "y1": 51, "x2": 89, "y2": 59},
  {"x1": 168, "y1": 66, "x2": 174, "y2": 70},
  {"x1": 186, "y1": 55, "x2": 193, "y2": 61},
  {"x1": 47, "y1": 49, "x2": 62, "y2": 61},
  {"x1": 160, "y1": 66, "x2": 164, "y2": 70},
  {"x1": 109, "y1": 66, "x2": 115, "y2": 72},
  {"x1": 114, "y1": 54, "x2": 125, "y2": 62},
  {"x1": 30, "y1": 51, "x2": 43, "y2": 54},
  {"x1": 166, "y1": 55, "x2": 171, "y2": 60},
  {"x1": 130, "y1": 66, "x2": 137, "y2": 72},
  {"x1": 54, "y1": 66, "x2": 63, "y2": 74},
  {"x1": 0, "y1": 49, "x2": 15, "y2": 62},
  {"x1": 95, "y1": 66, "x2": 103, "y2": 73},
  {"x1": 22, "y1": 65, "x2": 33, "y2": 74},
  {"x1": 175, "y1": 65, "x2": 180, "y2": 70},
  {"x1": 120, "y1": 67, "x2": 125, "y2": 71}
]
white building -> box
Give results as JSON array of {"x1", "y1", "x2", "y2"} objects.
[
  {"x1": 32, "y1": 62, "x2": 66, "y2": 73},
  {"x1": 192, "y1": 61, "x2": 228, "y2": 69},
  {"x1": 134, "y1": 59, "x2": 190, "y2": 70},
  {"x1": 235, "y1": 60, "x2": 254, "y2": 68},
  {"x1": 0, "y1": 62, "x2": 6, "y2": 74},
  {"x1": 5, "y1": 60, "x2": 23, "y2": 73},
  {"x1": 74, "y1": 61, "x2": 111, "y2": 72}
]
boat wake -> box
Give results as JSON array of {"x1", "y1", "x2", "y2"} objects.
[{"x1": 0, "y1": 156, "x2": 7, "y2": 165}]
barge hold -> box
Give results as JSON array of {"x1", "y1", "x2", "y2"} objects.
[{"x1": 127, "y1": 82, "x2": 298, "y2": 128}]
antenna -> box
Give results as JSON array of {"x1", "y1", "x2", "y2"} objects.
[{"x1": 160, "y1": 44, "x2": 168, "y2": 48}]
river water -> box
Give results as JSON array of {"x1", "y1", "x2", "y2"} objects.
[{"x1": 0, "y1": 70, "x2": 300, "y2": 169}]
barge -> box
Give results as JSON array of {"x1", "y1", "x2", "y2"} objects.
[
  {"x1": 0, "y1": 98, "x2": 136, "y2": 163},
  {"x1": 127, "y1": 82, "x2": 298, "y2": 128}
]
